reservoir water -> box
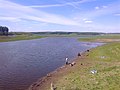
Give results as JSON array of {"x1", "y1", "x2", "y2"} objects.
[{"x1": 0, "y1": 37, "x2": 103, "y2": 90}]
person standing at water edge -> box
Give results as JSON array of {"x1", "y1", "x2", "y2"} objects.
[
  {"x1": 78, "y1": 53, "x2": 81, "y2": 57},
  {"x1": 65, "y1": 57, "x2": 68, "y2": 65}
]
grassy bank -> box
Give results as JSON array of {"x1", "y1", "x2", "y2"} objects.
[
  {"x1": 51, "y1": 42, "x2": 120, "y2": 90},
  {"x1": 0, "y1": 35, "x2": 44, "y2": 42},
  {"x1": 79, "y1": 34, "x2": 120, "y2": 42},
  {"x1": 29, "y1": 36, "x2": 120, "y2": 90}
]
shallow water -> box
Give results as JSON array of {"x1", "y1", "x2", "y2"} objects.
[{"x1": 0, "y1": 37, "x2": 103, "y2": 90}]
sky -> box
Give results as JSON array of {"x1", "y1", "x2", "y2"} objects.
[{"x1": 0, "y1": 0, "x2": 120, "y2": 32}]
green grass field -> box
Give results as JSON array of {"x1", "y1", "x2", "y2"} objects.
[
  {"x1": 79, "y1": 34, "x2": 120, "y2": 42},
  {"x1": 0, "y1": 35, "x2": 44, "y2": 42}
]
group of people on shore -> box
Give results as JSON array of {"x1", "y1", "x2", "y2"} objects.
[
  {"x1": 65, "y1": 52, "x2": 81, "y2": 67},
  {"x1": 65, "y1": 57, "x2": 76, "y2": 66},
  {"x1": 65, "y1": 49, "x2": 90, "y2": 66}
]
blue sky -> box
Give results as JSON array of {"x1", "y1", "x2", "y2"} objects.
[{"x1": 0, "y1": 0, "x2": 120, "y2": 32}]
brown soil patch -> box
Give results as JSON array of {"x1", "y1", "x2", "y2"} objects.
[{"x1": 95, "y1": 39, "x2": 120, "y2": 42}]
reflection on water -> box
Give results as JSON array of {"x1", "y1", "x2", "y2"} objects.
[{"x1": 0, "y1": 37, "x2": 103, "y2": 90}]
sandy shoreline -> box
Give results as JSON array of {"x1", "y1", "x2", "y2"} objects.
[{"x1": 27, "y1": 51, "x2": 89, "y2": 90}]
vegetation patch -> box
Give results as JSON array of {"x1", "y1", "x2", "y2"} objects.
[
  {"x1": 79, "y1": 34, "x2": 120, "y2": 42},
  {"x1": 0, "y1": 35, "x2": 44, "y2": 42},
  {"x1": 88, "y1": 42, "x2": 120, "y2": 62},
  {"x1": 45, "y1": 42, "x2": 120, "y2": 90}
]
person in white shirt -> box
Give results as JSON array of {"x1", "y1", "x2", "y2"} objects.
[{"x1": 65, "y1": 57, "x2": 68, "y2": 65}]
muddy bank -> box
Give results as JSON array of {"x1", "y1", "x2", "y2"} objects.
[{"x1": 27, "y1": 51, "x2": 90, "y2": 90}]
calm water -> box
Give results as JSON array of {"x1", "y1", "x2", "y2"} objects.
[{"x1": 0, "y1": 37, "x2": 103, "y2": 90}]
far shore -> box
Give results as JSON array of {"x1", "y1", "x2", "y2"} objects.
[
  {"x1": 0, "y1": 33, "x2": 120, "y2": 42},
  {"x1": 0, "y1": 35, "x2": 44, "y2": 42}
]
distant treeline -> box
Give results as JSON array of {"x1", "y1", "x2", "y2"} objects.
[
  {"x1": 0, "y1": 26, "x2": 9, "y2": 36},
  {"x1": 9, "y1": 32, "x2": 31, "y2": 35},
  {"x1": 31, "y1": 32, "x2": 105, "y2": 35},
  {"x1": 2, "y1": 30, "x2": 120, "y2": 36}
]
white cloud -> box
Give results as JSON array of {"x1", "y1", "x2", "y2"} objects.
[
  {"x1": 0, "y1": 16, "x2": 22, "y2": 22},
  {"x1": 82, "y1": 18, "x2": 93, "y2": 23},
  {"x1": 102, "y1": 5, "x2": 108, "y2": 8},
  {"x1": 75, "y1": 1, "x2": 120, "y2": 20},
  {"x1": 95, "y1": 6, "x2": 100, "y2": 10},
  {"x1": 84, "y1": 20, "x2": 93, "y2": 23},
  {"x1": 83, "y1": 18, "x2": 87, "y2": 21},
  {"x1": 71, "y1": 0, "x2": 120, "y2": 32},
  {"x1": 29, "y1": 0, "x2": 95, "y2": 8},
  {"x1": 0, "y1": 0, "x2": 79, "y2": 26},
  {"x1": 95, "y1": 5, "x2": 108, "y2": 10},
  {"x1": 0, "y1": 0, "x2": 119, "y2": 32},
  {"x1": 29, "y1": 4, "x2": 65, "y2": 8},
  {"x1": 114, "y1": 13, "x2": 120, "y2": 16}
]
